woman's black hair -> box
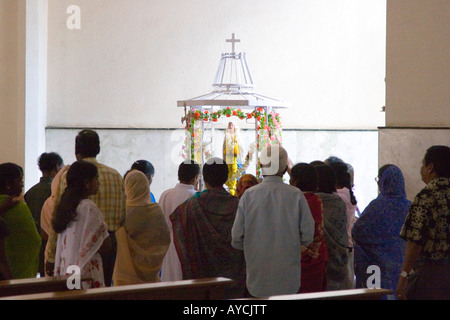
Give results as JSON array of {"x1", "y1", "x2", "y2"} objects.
[
  {"x1": 311, "y1": 163, "x2": 337, "y2": 194},
  {"x1": 329, "y1": 162, "x2": 358, "y2": 205},
  {"x1": 52, "y1": 161, "x2": 98, "y2": 233},
  {"x1": 124, "y1": 160, "x2": 155, "y2": 179},
  {"x1": 0, "y1": 163, "x2": 23, "y2": 195},
  {"x1": 290, "y1": 163, "x2": 318, "y2": 192}
]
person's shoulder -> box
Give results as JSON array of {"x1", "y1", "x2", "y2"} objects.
[
  {"x1": 79, "y1": 198, "x2": 101, "y2": 212},
  {"x1": 15, "y1": 200, "x2": 30, "y2": 212},
  {"x1": 335, "y1": 193, "x2": 347, "y2": 207},
  {"x1": 95, "y1": 162, "x2": 122, "y2": 176},
  {"x1": 3, "y1": 200, "x2": 32, "y2": 220},
  {"x1": 277, "y1": 182, "x2": 304, "y2": 196},
  {"x1": 170, "y1": 196, "x2": 195, "y2": 219},
  {"x1": 285, "y1": 182, "x2": 302, "y2": 192},
  {"x1": 79, "y1": 199, "x2": 104, "y2": 218},
  {"x1": 149, "y1": 202, "x2": 163, "y2": 211},
  {"x1": 412, "y1": 183, "x2": 438, "y2": 202},
  {"x1": 79, "y1": 198, "x2": 97, "y2": 208},
  {"x1": 305, "y1": 192, "x2": 322, "y2": 203},
  {"x1": 159, "y1": 187, "x2": 177, "y2": 198},
  {"x1": 24, "y1": 182, "x2": 40, "y2": 195}
]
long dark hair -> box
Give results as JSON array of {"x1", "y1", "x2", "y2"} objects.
[
  {"x1": 312, "y1": 163, "x2": 337, "y2": 194},
  {"x1": 52, "y1": 161, "x2": 98, "y2": 233},
  {"x1": 290, "y1": 163, "x2": 318, "y2": 192},
  {"x1": 329, "y1": 162, "x2": 358, "y2": 205}
]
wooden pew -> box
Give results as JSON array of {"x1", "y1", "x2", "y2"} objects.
[
  {"x1": 0, "y1": 276, "x2": 92, "y2": 298},
  {"x1": 237, "y1": 288, "x2": 393, "y2": 300},
  {"x1": 0, "y1": 277, "x2": 234, "y2": 300}
]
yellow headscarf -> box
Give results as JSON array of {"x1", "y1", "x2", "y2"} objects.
[{"x1": 125, "y1": 169, "x2": 152, "y2": 207}]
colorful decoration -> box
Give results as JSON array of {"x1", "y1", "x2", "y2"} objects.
[{"x1": 183, "y1": 107, "x2": 283, "y2": 180}]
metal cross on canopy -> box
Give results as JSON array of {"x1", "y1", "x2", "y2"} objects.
[{"x1": 226, "y1": 33, "x2": 240, "y2": 54}]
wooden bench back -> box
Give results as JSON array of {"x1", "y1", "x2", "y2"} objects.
[
  {"x1": 0, "y1": 277, "x2": 234, "y2": 300},
  {"x1": 237, "y1": 288, "x2": 393, "y2": 300},
  {"x1": 0, "y1": 276, "x2": 92, "y2": 297}
]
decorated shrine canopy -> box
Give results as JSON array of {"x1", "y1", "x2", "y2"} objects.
[
  {"x1": 177, "y1": 33, "x2": 290, "y2": 111},
  {"x1": 177, "y1": 34, "x2": 290, "y2": 181}
]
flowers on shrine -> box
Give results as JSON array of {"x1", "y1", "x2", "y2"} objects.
[
  {"x1": 183, "y1": 107, "x2": 283, "y2": 179},
  {"x1": 189, "y1": 107, "x2": 281, "y2": 128},
  {"x1": 191, "y1": 107, "x2": 250, "y2": 122}
]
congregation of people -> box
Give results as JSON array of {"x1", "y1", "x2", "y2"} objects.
[{"x1": 0, "y1": 129, "x2": 448, "y2": 300}]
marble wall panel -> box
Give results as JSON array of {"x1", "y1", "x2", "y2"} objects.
[
  {"x1": 46, "y1": 128, "x2": 379, "y2": 212},
  {"x1": 379, "y1": 127, "x2": 450, "y2": 201}
]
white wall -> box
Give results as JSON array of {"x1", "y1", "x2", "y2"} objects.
[
  {"x1": 379, "y1": 128, "x2": 450, "y2": 201},
  {"x1": 25, "y1": 0, "x2": 48, "y2": 190},
  {"x1": 46, "y1": 0, "x2": 386, "y2": 130},
  {"x1": 0, "y1": 0, "x2": 26, "y2": 167},
  {"x1": 38, "y1": 0, "x2": 388, "y2": 210},
  {"x1": 386, "y1": 0, "x2": 450, "y2": 127},
  {"x1": 381, "y1": 0, "x2": 450, "y2": 202},
  {"x1": 0, "y1": 0, "x2": 49, "y2": 190}
]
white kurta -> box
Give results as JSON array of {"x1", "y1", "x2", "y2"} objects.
[
  {"x1": 231, "y1": 176, "x2": 315, "y2": 297},
  {"x1": 158, "y1": 183, "x2": 197, "y2": 281}
]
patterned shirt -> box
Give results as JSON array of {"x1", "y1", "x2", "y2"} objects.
[{"x1": 400, "y1": 177, "x2": 450, "y2": 260}]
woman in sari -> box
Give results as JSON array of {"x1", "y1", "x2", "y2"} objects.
[
  {"x1": 0, "y1": 163, "x2": 41, "y2": 279},
  {"x1": 171, "y1": 158, "x2": 246, "y2": 298},
  {"x1": 290, "y1": 163, "x2": 328, "y2": 293},
  {"x1": 235, "y1": 174, "x2": 259, "y2": 199},
  {"x1": 113, "y1": 170, "x2": 170, "y2": 286},
  {"x1": 52, "y1": 161, "x2": 111, "y2": 288},
  {"x1": 312, "y1": 163, "x2": 349, "y2": 291},
  {"x1": 329, "y1": 161, "x2": 358, "y2": 289},
  {"x1": 352, "y1": 164, "x2": 410, "y2": 299}
]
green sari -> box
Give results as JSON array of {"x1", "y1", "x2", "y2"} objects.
[{"x1": 0, "y1": 195, "x2": 41, "y2": 279}]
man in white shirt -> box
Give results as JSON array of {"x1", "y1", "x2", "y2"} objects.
[
  {"x1": 232, "y1": 144, "x2": 315, "y2": 297},
  {"x1": 159, "y1": 161, "x2": 200, "y2": 282}
]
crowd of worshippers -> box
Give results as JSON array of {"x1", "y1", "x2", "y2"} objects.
[{"x1": 0, "y1": 129, "x2": 449, "y2": 300}]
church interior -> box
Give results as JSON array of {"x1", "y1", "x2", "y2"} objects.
[{"x1": 1, "y1": 0, "x2": 449, "y2": 214}]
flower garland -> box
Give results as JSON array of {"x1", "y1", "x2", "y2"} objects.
[{"x1": 182, "y1": 107, "x2": 283, "y2": 178}]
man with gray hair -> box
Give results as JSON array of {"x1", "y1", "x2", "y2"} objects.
[{"x1": 232, "y1": 144, "x2": 315, "y2": 297}]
